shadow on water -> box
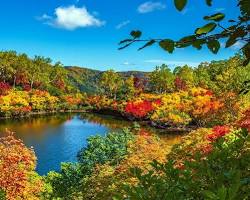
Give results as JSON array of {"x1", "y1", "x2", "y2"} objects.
[{"x1": 0, "y1": 113, "x2": 182, "y2": 175}]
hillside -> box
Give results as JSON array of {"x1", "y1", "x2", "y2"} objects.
[{"x1": 65, "y1": 66, "x2": 150, "y2": 94}]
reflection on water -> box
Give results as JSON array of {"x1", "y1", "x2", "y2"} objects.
[{"x1": 0, "y1": 113, "x2": 181, "y2": 175}]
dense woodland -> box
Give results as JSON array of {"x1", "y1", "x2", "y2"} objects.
[{"x1": 0, "y1": 50, "x2": 250, "y2": 199}]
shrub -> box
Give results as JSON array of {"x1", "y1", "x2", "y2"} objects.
[
  {"x1": 0, "y1": 189, "x2": 6, "y2": 200},
  {"x1": 60, "y1": 93, "x2": 85, "y2": 110},
  {"x1": 121, "y1": 128, "x2": 250, "y2": 200},
  {"x1": 82, "y1": 131, "x2": 175, "y2": 200},
  {"x1": 45, "y1": 163, "x2": 82, "y2": 199},
  {"x1": 150, "y1": 88, "x2": 223, "y2": 127},
  {"x1": 30, "y1": 90, "x2": 59, "y2": 111},
  {"x1": 0, "y1": 131, "x2": 44, "y2": 200},
  {"x1": 125, "y1": 100, "x2": 160, "y2": 119},
  {"x1": 77, "y1": 128, "x2": 134, "y2": 173},
  {"x1": 0, "y1": 90, "x2": 31, "y2": 117},
  {"x1": 238, "y1": 108, "x2": 250, "y2": 132},
  {"x1": 45, "y1": 129, "x2": 135, "y2": 199}
]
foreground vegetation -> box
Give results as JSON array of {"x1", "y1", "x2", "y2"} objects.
[{"x1": 0, "y1": 116, "x2": 249, "y2": 199}]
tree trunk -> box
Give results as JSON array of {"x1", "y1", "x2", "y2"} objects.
[
  {"x1": 13, "y1": 76, "x2": 16, "y2": 88},
  {"x1": 30, "y1": 80, "x2": 34, "y2": 90}
]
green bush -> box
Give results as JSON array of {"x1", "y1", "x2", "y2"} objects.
[
  {"x1": 121, "y1": 128, "x2": 250, "y2": 200},
  {"x1": 0, "y1": 189, "x2": 6, "y2": 200},
  {"x1": 77, "y1": 128, "x2": 134, "y2": 174},
  {"x1": 44, "y1": 128, "x2": 134, "y2": 199}
]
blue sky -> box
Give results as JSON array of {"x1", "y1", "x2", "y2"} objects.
[{"x1": 0, "y1": 0, "x2": 243, "y2": 71}]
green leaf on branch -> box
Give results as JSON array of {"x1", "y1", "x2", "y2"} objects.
[
  {"x1": 119, "y1": 39, "x2": 133, "y2": 45},
  {"x1": 238, "y1": 0, "x2": 250, "y2": 16},
  {"x1": 226, "y1": 27, "x2": 247, "y2": 48},
  {"x1": 192, "y1": 39, "x2": 205, "y2": 50},
  {"x1": 204, "y1": 13, "x2": 225, "y2": 22},
  {"x1": 138, "y1": 40, "x2": 156, "y2": 50},
  {"x1": 225, "y1": 37, "x2": 237, "y2": 48},
  {"x1": 130, "y1": 30, "x2": 142, "y2": 39},
  {"x1": 174, "y1": 0, "x2": 187, "y2": 11},
  {"x1": 159, "y1": 39, "x2": 175, "y2": 53},
  {"x1": 195, "y1": 23, "x2": 217, "y2": 35},
  {"x1": 118, "y1": 42, "x2": 134, "y2": 50},
  {"x1": 177, "y1": 35, "x2": 196, "y2": 48},
  {"x1": 207, "y1": 40, "x2": 220, "y2": 54}
]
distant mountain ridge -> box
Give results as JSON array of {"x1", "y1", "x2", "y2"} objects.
[
  {"x1": 65, "y1": 66, "x2": 150, "y2": 75},
  {"x1": 65, "y1": 66, "x2": 150, "y2": 94}
]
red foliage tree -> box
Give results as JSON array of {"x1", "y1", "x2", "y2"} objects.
[
  {"x1": 22, "y1": 84, "x2": 31, "y2": 91},
  {"x1": 0, "y1": 82, "x2": 11, "y2": 95},
  {"x1": 174, "y1": 77, "x2": 187, "y2": 91},
  {"x1": 125, "y1": 100, "x2": 154, "y2": 118},
  {"x1": 33, "y1": 81, "x2": 42, "y2": 89},
  {"x1": 207, "y1": 125, "x2": 230, "y2": 142},
  {"x1": 16, "y1": 73, "x2": 29, "y2": 86}
]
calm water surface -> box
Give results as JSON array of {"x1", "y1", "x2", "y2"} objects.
[{"x1": 0, "y1": 113, "x2": 180, "y2": 175}]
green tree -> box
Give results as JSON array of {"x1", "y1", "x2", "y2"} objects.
[
  {"x1": 99, "y1": 70, "x2": 124, "y2": 99},
  {"x1": 194, "y1": 55, "x2": 250, "y2": 94},
  {"x1": 0, "y1": 51, "x2": 16, "y2": 83},
  {"x1": 174, "y1": 65, "x2": 195, "y2": 87},
  {"x1": 117, "y1": 75, "x2": 136, "y2": 100},
  {"x1": 149, "y1": 64, "x2": 175, "y2": 93}
]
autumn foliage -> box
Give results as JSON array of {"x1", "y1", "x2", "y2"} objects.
[
  {"x1": 0, "y1": 82, "x2": 11, "y2": 95},
  {"x1": 80, "y1": 130, "x2": 176, "y2": 199},
  {"x1": 0, "y1": 132, "x2": 44, "y2": 200},
  {"x1": 174, "y1": 76, "x2": 187, "y2": 91},
  {"x1": 238, "y1": 108, "x2": 250, "y2": 132},
  {"x1": 207, "y1": 125, "x2": 231, "y2": 141},
  {"x1": 125, "y1": 100, "x2": 154, "y2": 118}
]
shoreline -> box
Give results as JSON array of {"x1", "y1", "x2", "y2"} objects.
[
  {"x1": 0, "y1": 109, "x2": 88, "y2": 120},
  {"x1": 91, "y1": 109, "x2": 198, "y2": 133},
  {"x1": 0, "y1": 108, "x2": 197, "y2": 133}
]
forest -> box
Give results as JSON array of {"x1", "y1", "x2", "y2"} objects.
[
  {"x1": 0, "y1": 50, "x2": 249, "y2": 199},
  {"x1": 0, "y1": 0, "x2": 250, "y2": 199}
]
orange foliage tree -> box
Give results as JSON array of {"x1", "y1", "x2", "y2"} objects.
[{"x1": 0, "y1": 132, "x2": 44, "y2": 200}]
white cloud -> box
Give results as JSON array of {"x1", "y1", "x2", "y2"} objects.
[
  {"x1": 144, "y1": 59, "x2": 200, "y2": 66},
  {"x1": 137, "y1": 1, "x2": 166, "y2": 14},
  {"x1": 116, "y1": 20, "x2": 130, "y2": 29},
  {"x1": 39, "y1": 5, "x2": 105, "y2": 30},
  {"x1": 39, "y1": 14, "x2": 52, "y2": 20}
]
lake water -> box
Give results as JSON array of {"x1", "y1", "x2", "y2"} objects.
[{"x1": 0, "y1": 113, "x2": 180, "y2": 175}]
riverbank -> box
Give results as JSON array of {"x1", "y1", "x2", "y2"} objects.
[
  {"x1": 0, "y1": 107, "x2": 197, "y2": 133},
  {"x1": 91, "y1": 108, "x2": 198, "y2": 133},
  {"x1": 0, "y1": 109, "x2": 88, "y2": 119}
]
